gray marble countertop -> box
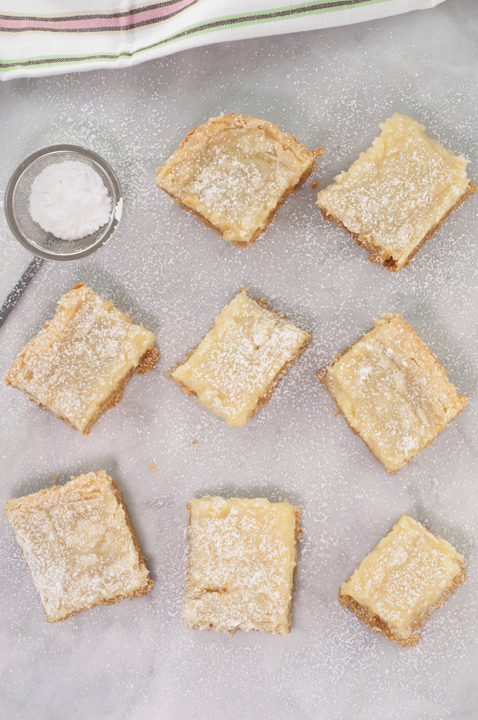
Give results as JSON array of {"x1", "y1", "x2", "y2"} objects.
[{"x1": 1, "y1": 1, "x2": 477, "y2": 718}]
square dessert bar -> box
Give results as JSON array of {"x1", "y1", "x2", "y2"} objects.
[
  {"x1": 4, "y1": 471, "x2": 153, "y2": 623},
  {"x1": 317, "y1": 312, "x2": 467, "y2": 474},
  {"x1": 316, "y1": 113, "x2": 476, "y2": 271},
  {"x1": 183, "y1": 497, "x2": 301, "y2": 634},
  {"x1": 339, "y1": 514, "x2": 466, "y2": 646},
  {"x1": 155, "y1": 113, "x2": 323, "y2": 247},
  {"x1": 6, "y1": 283, "x2": 159, "y2": 434},
  {"x1": 169, "y1": 288, "x2": 311, "y2": 427}
]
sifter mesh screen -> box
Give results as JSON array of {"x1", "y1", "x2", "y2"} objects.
[{"x1": 10, "y1": 150, "x2": 119, "y2": 258}]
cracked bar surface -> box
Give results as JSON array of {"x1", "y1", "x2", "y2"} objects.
[
  {"x1": 317, "y1": 312, "x2": 467, "y2": 474},
  {"x1": 6, "y1": 283, "x2": 159, "y2": 434},
  {"x1": 183, "y1": 496, "x2": 301, "y2": 634},
  {"x1": 155, "y1": 113, "x2": 323, "y2": 247},
  {"x1": 317, "y1": 113, "x2": 476, "y2": 270}
]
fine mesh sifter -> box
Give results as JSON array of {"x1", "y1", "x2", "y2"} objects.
[{"x1": 1, "y1": 144, "x2": 123, "y2": 327}]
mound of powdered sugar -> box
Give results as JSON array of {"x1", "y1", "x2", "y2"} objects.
[{"x1": 29, "y1": 160, "x2": 112, "y2": 240}]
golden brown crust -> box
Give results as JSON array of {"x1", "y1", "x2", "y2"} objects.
[
  {"x1": 169, "y1": 289, "x2": 311, "y2": 422},
  {"x1": 316, "y1": 315, "x2": 467, "y2": 475},
  {"x1": 319, "y1": 181, "x2": 477, "y2": 271},
  {"x1": 12, "y1": 344, "x2": 159, "y2": 436},
  {"x1": 155, "y1": 114, "x2": 321, "y2": 180},
  {"x1": 155, "y1": 113, "x2": 323, "y2": 248},
  {"x1": 134, "y1": 346, "x2": 160, "y2": 374},
  {"x1": 338, "y1": 560, "x2": 466, "y2": 646},
  {"x1": 183, "y1": 502, "x2": 302, "y2": 635}
]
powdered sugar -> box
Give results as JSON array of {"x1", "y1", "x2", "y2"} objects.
[
  {"x1": 321, "y1": 313, "x2": 467, "y2": 473},
  {"x1": 0, "y1": 3, "x2": 478, "y2": 719},
  {"x1": 5, "y1": 284, "x2": 156, "y2": 433},
  {"x1": 29, "y1": 160, "x2": 112, "y2": 240},
  {"x1": 155, "y1": 115, "x2": 317, "y2": 245},
  {"x1": 183, "y1": 497, "x2": 298, "y2": 634},
  {"x1": 171, "y1": 289, "x2": 310, "y2": 427},
  {"x1": 340, "y1": 514, "x2": 465, "y2": 643},
  {"x1": 4, "y1": 471, "x2": 152, "y2": 622},
  {"x1": 316, "y1": 114, "x2": 472, "y2": 269}
]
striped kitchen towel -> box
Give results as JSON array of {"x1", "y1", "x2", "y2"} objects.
[{"x1": 0, "y1": 0, "x2": 447, "y2": 80}]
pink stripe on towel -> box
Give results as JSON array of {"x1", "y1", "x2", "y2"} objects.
[{"x1": 0, "y1": 1, "x2": 195, "y2": 31}]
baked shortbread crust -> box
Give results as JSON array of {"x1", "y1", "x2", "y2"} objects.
[
  {"x1": 317, "y1": 312, "x2": 467, "y2": 474},
  {"x1": 339, "y1": 514, "x2": 466, "y2": 646},
  {"x1": 316, "y1": 114, "x2": 476, "y2": 270},
  {"x1": 155, "y1": 113, "x2": 323, "y2": 247},
  {"x1": 5, "y1": 283, "x2": 159, "y2": 434},
  {"x1": 183, "y1": 496, "x2": 301, "y2": 634},
  {"x1": 169, "y1": 288, "x2": 311, "y2": 427},
  {"x1": 4, "y1": 471, "x2": 153, "y2": 623}
]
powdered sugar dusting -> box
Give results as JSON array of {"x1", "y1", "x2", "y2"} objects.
[
  {"x1": 4, "y1": 471, "x2": 152, "y2": 622},
  {"x1": 317, "y1": 114, "x2": 471, "y2": 266},
  {"x1": 183, "y1": 496, "x2": 298, "y2": 634},
  {"x1": 0, "y1": 3, "x2": 477, "y2": 719},
  {"x1": 29, "y1": 160, "x2": 113, "y2": 241},
  {"x1": 322, "y1": 312, "x2": 467, "y2": 472},
  {"x1": 171, "y1": 289, "x2": 310, "y2": 426},
  {"x1": 156, "y1": 115, "x2": 316, "y2": 244},
  {"x1": 5, "y1": 283, "x2": 156, "y2": 433},
  {"x1": 341, "y1": 514, "x2": 465, "y2": 642}
]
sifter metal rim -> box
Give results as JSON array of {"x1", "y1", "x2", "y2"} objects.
[{"x1": 4, "y1": 144, "x2": 123, "y2": 262}]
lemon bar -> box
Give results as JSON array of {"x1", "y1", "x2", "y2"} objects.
[
  {"x1": 4, "y1": 471, "x2": 153, "y2": 623},
  {"x1": 155, "y1": 113, "x2": 323, "y2": 247},
  {"x1": 183, "y1": 496, "x2": 301, "y2": 634},
  {"x1": 170, "y1": 289, "x2": 311, "y2": 427},
  {"x1": 317, "y1": 312, "x2": 467, "y2": 474},
  {"x1": 339, "y1": 514, "x2": 466, "y2": 646},
  {"x1": 316, "y1": 114, "x2": 476, "y2": 270},
  {"x1": 5, "y1": 283, "x2": 159, "y2": 434}
]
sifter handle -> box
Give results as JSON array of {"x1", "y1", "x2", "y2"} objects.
[{"x1": 0, "y1": 256, "x2": 44, "y2": 329}]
